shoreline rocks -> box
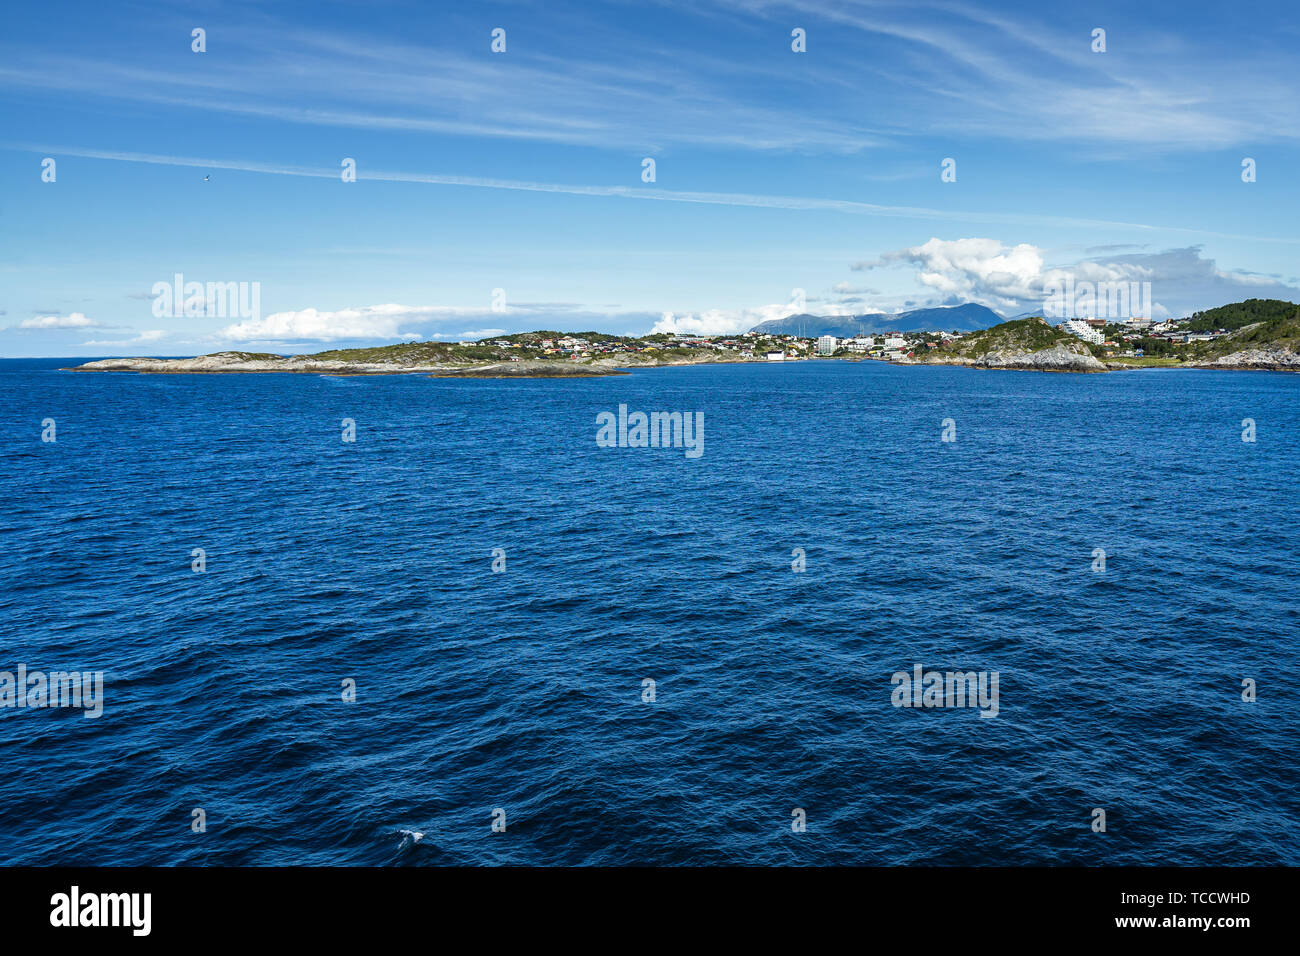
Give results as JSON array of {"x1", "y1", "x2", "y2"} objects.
[
  {"x1": 67, "y1": 341, "x2": 1300, "y2": 377},
  {"x1": 1192, "y1": 346, "x2": 1300, "y2": 371},
  {"x1": 919, "y1": 341, "x2": 1106, "y2": 373}
]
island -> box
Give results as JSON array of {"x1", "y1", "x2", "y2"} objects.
[{"x1": 69, "y1": 299, "x2": 1300, "y2": 376}]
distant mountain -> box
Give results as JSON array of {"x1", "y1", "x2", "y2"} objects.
[{"x1": 749, "y1": 303, "x2": 1004, "y2": 337}]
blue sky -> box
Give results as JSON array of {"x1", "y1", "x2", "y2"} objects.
[{"x1": 3, "y1": 0, "x2": 1299, "y2": 356}]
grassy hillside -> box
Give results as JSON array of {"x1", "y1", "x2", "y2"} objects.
[
  {"x1": 939, "y1": 317, "x2": 1072, "y2": 357},
  {"x1": 1182, "y1": 298, "x2": 1299, "y2": 333},
  {"x1": 1196, "y1": 303, "x2": 1300, "y2": 357},
  {"x1": 214, "y1": 351, "x2": 285, "y2": 362},
  {"x1": 297, "y1": 332, "x2": 740, "y2": 367},
  {"x1": 309, "y1": 341, "x2": 503, "y2": 363}
]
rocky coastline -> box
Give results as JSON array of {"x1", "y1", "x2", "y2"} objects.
[{"x1": 68, "y1": 341, "x2": 1299, "y2": 377}]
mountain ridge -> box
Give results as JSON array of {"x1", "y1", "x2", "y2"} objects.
[{"x1": 749, "y1": 303, "x2": 1004, "y2": 337}]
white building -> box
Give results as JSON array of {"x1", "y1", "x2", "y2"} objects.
[
  {"x1": 1063, "y1": 319, "x2": 1104, "y2": 345},
  {"x1": 847, "y1": 336, "x2": 874, "y2": 351},
  {"x1": 815, "y1": 335, "x2": 838, "y2": 355},
  {"x1": 883, "y1": 335, "x2": 905, "y2": 349},
  {"x1": 765, "y1": 351, "x2": 786, "y2": 362}
]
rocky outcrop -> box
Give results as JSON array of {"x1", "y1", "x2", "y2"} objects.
[
  {"x1": 433, "y1": 360, "x2": 624, "y2": 378},
  {"x1": 973, "y1": 342, "x2": 1107, "y2": 372},
  {"x1": 910, "y1": 317, "x2": 1107, "y2": 372},
  {"x1": 71, "y1": 352, "x2": 430, "y2": 374},
  {"x1": 921, "y1": 341, "x2": 1106, "y2": 373},
  {"x1": 1193, "y1": 346, "x2": 1300, "y2": 371}
]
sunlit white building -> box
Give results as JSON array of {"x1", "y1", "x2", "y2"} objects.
[{"x1": 1063, "y1": 319, "x2": 1104, "y2": 345}]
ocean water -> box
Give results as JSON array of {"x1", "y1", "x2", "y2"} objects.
[{"x1": 0, "y1": 357, "x2": 1296, "y2": 866}]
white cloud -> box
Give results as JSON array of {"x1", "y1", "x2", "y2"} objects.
[
  {"x1": 218, "y1": 304, "x2": 458, "y2": 342},
  {"x1": 651, "y1": 300, "x2": 855, "y2": 336},
  {"x1": 854, "y1": 239, "x2": 1300, "y2": 318},
  {"x1": 651, "y1": 311, "x2": 752, "y2": 336},
  {"x1": 36, "y1": 147, "x2": 1300, "y2": 246},
  {"x1": 0, "y1": 21, "x2": 885, "y2": 155},
  {"x1": 20, "y1": 312, "x2": 99, "y2": 329},
  {"x1": 82, "y1": 329, "x2": 166, "y2": 346},
  {"x1": 727, "y1": 0, "x2": 1300, "y2": 151},
  {"x1": 857, "y1": 238, "x2": 1045, "y2": 313},
  {"x1": 7, "y1": 3, "x2": 1298, "y2": 161}
]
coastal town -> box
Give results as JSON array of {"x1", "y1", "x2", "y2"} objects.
[
  {"x1": 71, "y1": 299, "x2": 1299, "y2": 376},
  {"x1": 454, "y1": 329, "x2": 920, "y2": 363},
  {"x1": 457, "y1": 311, "x2": 1246, "y2": 365}
]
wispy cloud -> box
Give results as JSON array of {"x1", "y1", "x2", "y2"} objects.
[
  {"x1": 13, "y1": 145, "x2": 1300, "y2": 246},
  {"x1": 704, "y1": 0, "x2": 1300, "y2": 150},
  {"x1": 0, "y1": 16, "x2": 889, "y2": 154},
  {"x1": 6, "y1": 2, "x2": 1293, "y2": 156},
  {"x1": 82, "y1": 329, "x2": 166, "y2": 346}
]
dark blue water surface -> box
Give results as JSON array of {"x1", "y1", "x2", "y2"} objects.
[{"x1": 1, "y1": 357, "x2": 1297, "y2": 865}]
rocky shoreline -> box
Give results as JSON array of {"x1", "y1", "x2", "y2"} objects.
[
  {"x1": 1195, "y1": 345, "x2": 1300, "y2": 371},
  {"x1": 69, "y1": 342, "x2": 1300, "y2": 377},
  {"x1": 71, "y1": 353, "x2": 647, "y2": 377},
  {"x1": 914, "y1": 341, "x2": 1107, "y2": 373}
]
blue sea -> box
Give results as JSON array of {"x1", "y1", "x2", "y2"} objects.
[{"x1": 1, "y1": 357, "x2": 1296, "y2": 865}]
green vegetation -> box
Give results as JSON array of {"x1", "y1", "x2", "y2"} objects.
[
  {"x1": 936, "y1": 317, "x2": 1072, "y2": 357},
  {"x1": 214, "y1": 350, "x2": 285, "y2": 361},
  {"x1": 1182, "y1": 298, "x2": 1299, "y2": 333},
  {"x1": 310, "y1": 341, "x2": 475, "y2": 363},
  {"x1": 1195, "y1": 304, "x2": 1300, "y2": 358},
  {"x1": 292, "y1": 330, "x2": 750, "y2": 369},
  {"x1": 1133, "y1": 335, "x2": 1182, "y2": 357},
  {"x1": 131, "y1": 302, "x2": 1300, "y2": 375},
  {"x1": 1104, "y1": 355, "x2": 1184, "y2": 367}
]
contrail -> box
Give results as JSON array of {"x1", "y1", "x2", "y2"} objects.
[{"x1": 9, "y1": 144, "x2": 1300, "y2": 245}]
